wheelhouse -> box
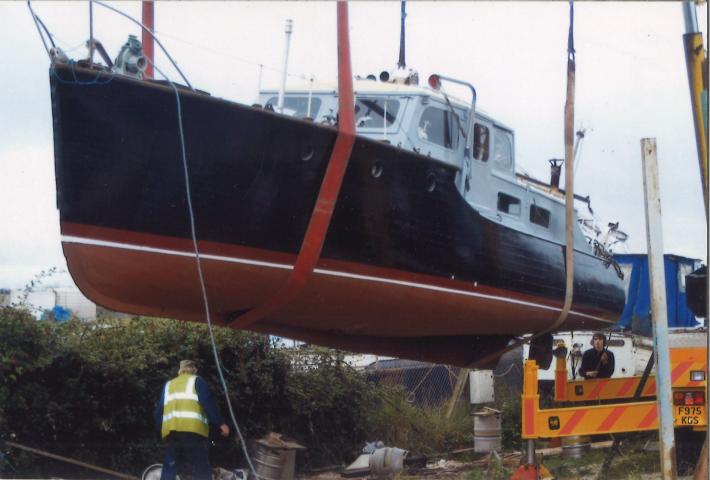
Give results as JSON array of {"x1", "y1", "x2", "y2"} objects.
[{"x1": 258, "y1": 76, "x2": 596, "y2": 258}]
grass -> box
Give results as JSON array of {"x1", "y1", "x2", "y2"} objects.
[
  {"x1": 524, "y1": 435, "x2": 661, "y2": 480},
  {"x1": 465, "y1": 455, "x2": 513, "y2": 480}
]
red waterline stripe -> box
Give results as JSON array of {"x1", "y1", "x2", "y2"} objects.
[{"x1": 223, "y1": 2, "x2": 356, "y2": 330}]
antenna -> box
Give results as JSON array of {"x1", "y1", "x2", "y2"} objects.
[{"x1": 397, "y1": 1, "x2": 406, "y2": 69}]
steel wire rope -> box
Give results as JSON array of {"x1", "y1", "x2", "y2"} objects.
[
  {"x1": 404, "y1": 364, "x2": 436, "y2": 403},
  {"x1": 492, "y1": 363, "x2": 517, "y2": 378},
  {"x1": 26, "y1": 2, "x2": 96, "y2": 57},
  {"x1": 26, "y1": 0, "x2": 56, "y2": 57},
  {"x1": 150, "y1": 28, "x2": 310, "y2": 81},
  {"x1": 150, "y1": 59, "x2": 259, "y2": 479}
]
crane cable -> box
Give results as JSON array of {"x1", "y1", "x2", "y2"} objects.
[
  {"x1": 27, "y1": 0, "x2": 259, "y2": 473},
  {"x1": 93, "y1": 3, "x2": 257, "y2": 473},
  {"x1": 154, "y1": 59, "x2": 259, "y2": 478}
]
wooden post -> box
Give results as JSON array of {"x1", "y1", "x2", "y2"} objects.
[
  {"x1": 4, "y1": 441, "x2": 138, "y2": 480},
  {"x1": 641, "y1": 138, "x2": 678, "y2": 479}
]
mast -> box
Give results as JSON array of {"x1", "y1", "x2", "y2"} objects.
[
  {"x1": 397, "y1": 1, "x2": 406, "y2": 69},
  {"x1": 277, "y1": 18, "x2": 294, "y2": 114},
  {"x1": 141, "y1": 1, "x2": 154, "y2": 78}
]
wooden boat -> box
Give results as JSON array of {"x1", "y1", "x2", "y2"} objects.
[{"x1": 47, "y1": 11, "x2": 625, "y2": 366}]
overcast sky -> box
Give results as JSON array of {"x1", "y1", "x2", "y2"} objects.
[{"x1": 0, "y1": 1, "x2": 707, "y2": 289}]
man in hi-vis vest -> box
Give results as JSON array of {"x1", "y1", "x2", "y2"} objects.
[{"x1": 154, "y1": 360, "x2": 230, "y2": 480}]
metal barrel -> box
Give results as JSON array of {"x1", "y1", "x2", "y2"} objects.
[
  {"x1": 472, "y1": 409, "x2": 502, "y2": 453},
  {"x1": 253, "y1": 444, "x2": 286, "y2": 480},
  {"x1": 369, "y1": 447, "x2": 407, "y2": 477},
  {"x1": 561, "y1": 435, "x2": 591, "y2": 459}
]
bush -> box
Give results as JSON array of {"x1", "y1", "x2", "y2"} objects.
[
  {"x1": 0, "y1": 309, "x2": 389, "y2": 476},
  {"x1": 1, "y1": 307, "x2": 487, "y2": 476},
  {"x1": 366, "y1": 386, "x2": 475, "y2": 456}
]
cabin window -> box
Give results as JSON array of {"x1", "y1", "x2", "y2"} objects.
[
  {"x1": 529, "y1": 204, "x2": 551, "y2": 228},
  {"x1": 354, "y1": 97, "x2": 400, "y2": 128},
  {"x1": 492, "y1": 129, "x2": 513, "y2": 170},
  {"x1": 266, "y1": 96, "x2": 322, "y2": 119},
  {"x1": 497, "y1": 193, "x2": 521, "y2": 216},
  {"x1": 417, "y1": 106, "x2": 460, "y2": 150},
  {"x1": 473, "y1": 124, "x2": 490, "y2": 161}
]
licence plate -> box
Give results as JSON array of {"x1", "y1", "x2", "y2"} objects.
[{"x1": 675, "y1": 406, "x2": 705, "y2": 426}]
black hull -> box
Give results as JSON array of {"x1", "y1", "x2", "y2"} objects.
[{"x1": 49, "y1": 63, "x2": 625, "y2": 366}]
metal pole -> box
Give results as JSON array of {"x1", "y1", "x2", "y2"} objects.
[
  {"x1": 277, "y1": 18, "x2": 293, "y2": 114},
  {"x1": 141, "y1": 1, "x2": 154, "y2": 79},
  {"x1": 88, "y1": 0, "x2": 95, "y2": 64},
  {"x1": 640, "y1": 138, "x2": 678, "y2": 480},
  {"x1": 383, "y1": 100, "x2": 387, "y2": 141},
  {"x1": 681, "y1": 5, "x2": 709, "y2": 475},
  {"x1": 526, "y1": 439, "x2": 536, "y2": 466},
  {"x1": 681, "y1": 1, "x2": 708, "y2": 218},
  {"x1": 256, "y1": 64, "x2": 263, "y2": 95},
  {"x1": 682, "y1": 0, "x2": 698, "y2": 33},
  {"x1": 307, "y1": 75, "x2": 313, "y2": 118}
]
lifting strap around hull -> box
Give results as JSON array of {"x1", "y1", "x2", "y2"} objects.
[{"x1": 230, "y1": 1, "x2": 356, "y2": 329}]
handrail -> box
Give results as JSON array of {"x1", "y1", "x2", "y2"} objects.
[{"x1": 427, "y1": 73, "x2": 477, "y2": 157}]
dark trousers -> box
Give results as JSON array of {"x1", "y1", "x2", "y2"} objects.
[{"x1": 160, "y1": 431, "x2": 212, "y2": 480}]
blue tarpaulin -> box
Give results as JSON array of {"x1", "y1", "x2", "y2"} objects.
[{"x1": 614, "y1": 254, "x2": 702, "y2": 334}]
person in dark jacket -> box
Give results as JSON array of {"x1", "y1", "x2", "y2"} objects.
[
  {"x1": 154, "y1": 360, "x2": 230, "y2": 480},
  {"x1": 578, "y1": 332, "x2": 615, "y2": 379}
]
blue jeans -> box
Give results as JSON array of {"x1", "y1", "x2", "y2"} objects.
[{"x1": 160, "y1": 432, "x2": 212, "y2": 480}]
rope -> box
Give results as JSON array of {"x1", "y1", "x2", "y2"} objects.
[
  {"x1": 150, "y1": 60, "x2": 259, "y2": 478},
  {"x1": 50, "y1": 61, "x2": 115, "y2": 85}
]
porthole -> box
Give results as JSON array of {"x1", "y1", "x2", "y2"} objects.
[
  {"x1": 300, "y1": 146, "x2": 315, "y2": 162},
  {"x1": 371, "y1": 162, "x2": 383, "y2": 179},
  {"x1": 426, "y1": 174, "x2": 437, "y2": 193}
]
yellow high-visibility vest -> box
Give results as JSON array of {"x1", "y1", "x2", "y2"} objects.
[{"x1": 161, "y1": 374, "x2": 209, "y2": 439}]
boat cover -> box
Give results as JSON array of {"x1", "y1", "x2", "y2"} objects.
[{"x1": 614, "y1": 253, "x2": 703, "y2": 333}]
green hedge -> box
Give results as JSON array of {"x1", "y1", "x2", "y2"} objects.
[{"x1": 0, "y1": 307, "x2": 379, "y2": 477}]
